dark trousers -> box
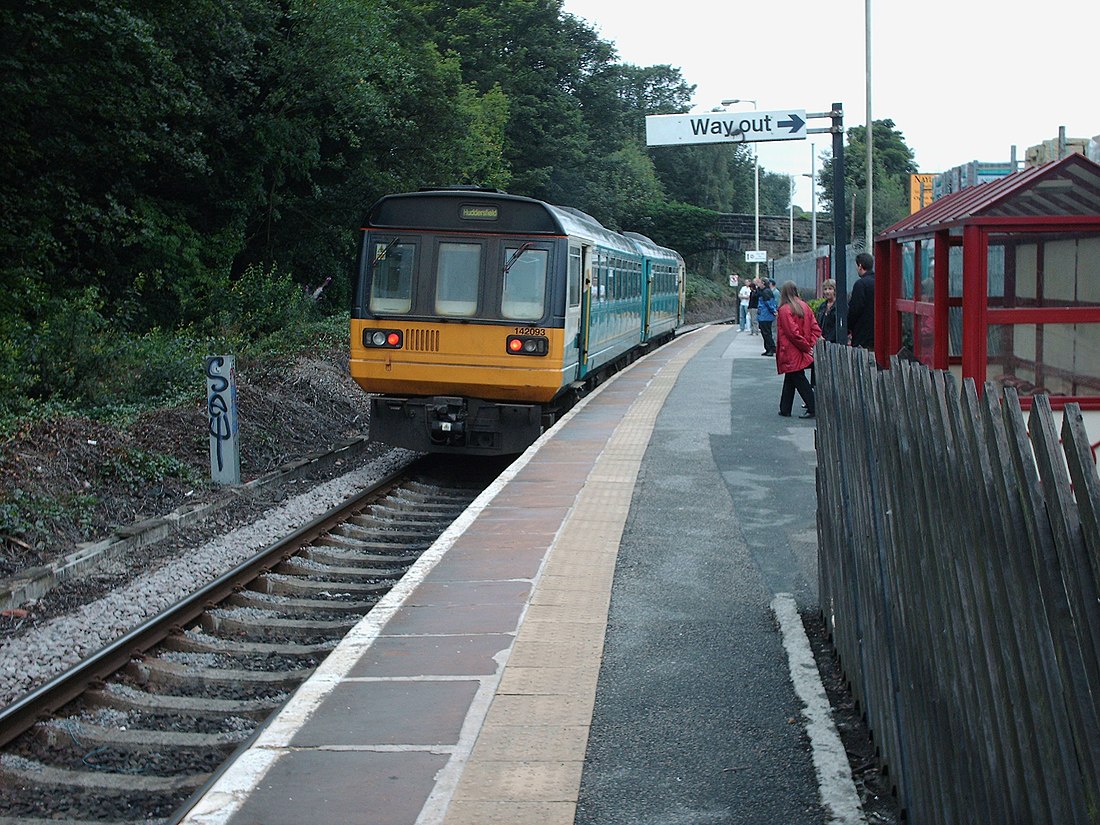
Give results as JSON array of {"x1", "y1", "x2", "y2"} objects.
[
  {"x1": 779, "y1": 369, "x2": 814, "y2": 415},
  {"x1": 759, "y1": 321, "x2": 775, "y2": 354}
]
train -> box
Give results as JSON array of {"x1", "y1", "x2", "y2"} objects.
[{"x1": 349, "y1": 187, "x2": 686, "y2": 455}]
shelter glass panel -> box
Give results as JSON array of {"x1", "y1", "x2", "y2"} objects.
[
  {"x1": 948, "y1": 307, "x2": 963, "y2": 358},
  {"x1": 999, "y1": 233, "x2": 1100, "y2": 308},
  {"x1": 900, "y1": 312, "x2": 914, "y2": 354},
  {"x1": 901, "y1": 241, "x2": 934, "y2": 301},
  {"x1": 987, "y1": 322, "x2": 1100, "y2": 397},
  {"x1": 915, "y1": 307, "x2": 935, "y2": 366},
  {"x1": 948, "y1": 245, "x2": 964, "y2": 298},
  {"x1": 987, "y1": 243, "x2": 1005, "y2": 298}
]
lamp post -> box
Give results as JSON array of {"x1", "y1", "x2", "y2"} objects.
[
  {"x1": 788, "y1": 175, "x2": 795, "y2": 258},
  {"x1": 802, "y1": 142, "x2": 817, "y2": 253},
  {"x1": 721, "y1": 98, "x2": 758, "y2": 279},
  {"x1": 865, "y1": 0, "x2": 874, "y2": 249}
]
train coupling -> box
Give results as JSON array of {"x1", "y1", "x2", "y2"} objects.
[{"x1": 428, "y1": 397, "x2": 467, "y2": 446}]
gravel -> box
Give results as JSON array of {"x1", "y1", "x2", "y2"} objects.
[{"x1": 0, "y1": 448, "x2": 417, "y2": 708}]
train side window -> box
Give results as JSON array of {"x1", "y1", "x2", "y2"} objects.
[
  {"x1": 597, "y1": 253, "x2": 606, "y2": 302},
  {"x1": 369, "y1": 240, "x2": 415, "y2": 313},
  {"x1": 435, "y1": 242, "x2": 481, "y2": 316},
  {"x1": 568, "y1": 247, "x2": 581, "y2": 307},
  {"x1": 502, "y1": 246, "x2": 548, "y2": 320}
]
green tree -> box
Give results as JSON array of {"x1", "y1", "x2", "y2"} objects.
[
  {"x1": 817, "y1": 118, "x2": 916, "y2": 239},
  {"x1": 649, "y1": 144, "x2": 755, "y2": 213},
  {"x1": 0, "y1": 0, "x2": 256, "y2": 318},
  {"x1": 576, "y1": 62, "x2": 694, "y2": 155},
  {"x1": 759, "y1": 169, "x2": 795, "y2": 216},
  {"x1": 621, "y1": 200, "x2": 723, "y2": 258},
  {"x1": 225, "y1": 0, "x2": 512, "y2": 302},
  {"x1": 412, "y1": 0, "x2": 598, "y2": 203},
  {"x1": 570, "y1": 62, "x2": 693, "y2": 225},
  {"x1": 581, "y1": 146, "x2": 665, "y2": 230}
]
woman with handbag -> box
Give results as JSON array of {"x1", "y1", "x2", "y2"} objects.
[{"x1": 775, "y1": 281, "x2": 821, "y2": 419}]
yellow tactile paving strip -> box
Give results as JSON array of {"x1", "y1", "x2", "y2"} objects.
[{"x1": 441, "y1": 326, "x2": 721, "y2": 825}]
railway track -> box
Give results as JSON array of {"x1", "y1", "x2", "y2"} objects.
[{"x1": 0, "y1": 456, "x2": 506, "y2": 823}]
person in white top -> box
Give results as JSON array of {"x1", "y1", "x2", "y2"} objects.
[{"x1": 738, "y1": 279, "x2": 751, "y2": 331}]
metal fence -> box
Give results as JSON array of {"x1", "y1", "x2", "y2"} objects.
[
  {"x1": 769, "y1": 245, "x2": 859, "y2": 298},
  {"x1": 815, "y1": 342, "x2": 1100, "y2": 824}
]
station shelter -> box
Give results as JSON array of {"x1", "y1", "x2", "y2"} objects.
[{"x1": 872, "y1": 154, "x2": 1100, "y2": 418}]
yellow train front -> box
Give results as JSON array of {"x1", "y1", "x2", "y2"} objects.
[{"x1": 350, "y1": 188, "x2": 685, "y2": 455}]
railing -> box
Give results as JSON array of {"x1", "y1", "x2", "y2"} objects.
[{"x1": 815, "y1": 342, "x2": 1100, "y2": 825}]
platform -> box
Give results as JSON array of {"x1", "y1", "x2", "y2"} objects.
[{"x1": 180, "y1": 324, "x2": 863, "y2": 825}]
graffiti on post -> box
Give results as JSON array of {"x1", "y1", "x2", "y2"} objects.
[{"x1": 205, "y1": 355, "x2": 241, "y2": 485}]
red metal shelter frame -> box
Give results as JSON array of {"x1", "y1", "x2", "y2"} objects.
[{"x1": 872, "y1": 155, "x2": 1100, "y2": 411}]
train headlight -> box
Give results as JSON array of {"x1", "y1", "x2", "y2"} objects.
[
  {"x1": 364, "y1": 329, "x2": 403, "y2": 348},
  {"x1": 505, "y1": 335, "x2": 548, "y2": 356}
]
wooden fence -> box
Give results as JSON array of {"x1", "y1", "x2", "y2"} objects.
[{"x1": 815, "y1": 342, "x2": 1100, "y2": 824}]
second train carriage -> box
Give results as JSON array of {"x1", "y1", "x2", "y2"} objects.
[{"x1": 350, "y1": 187, "x2": 685, "y2": 455}]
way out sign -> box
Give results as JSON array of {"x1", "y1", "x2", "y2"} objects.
[{"x1": 646, "y1": 109, "x2": 807, "y2": 146}]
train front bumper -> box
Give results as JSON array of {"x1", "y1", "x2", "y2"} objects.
[{"x1": 369, "y1": 395, "x2": 545, "y2": 456}]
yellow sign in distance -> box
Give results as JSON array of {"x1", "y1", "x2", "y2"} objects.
[{"x1": 910, "y1": 174, "x2": 936, "y2": 213}]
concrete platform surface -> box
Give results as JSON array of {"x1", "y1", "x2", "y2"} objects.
[{"x1": 179, "y1": 325, "x2": 862, "y2": 825}]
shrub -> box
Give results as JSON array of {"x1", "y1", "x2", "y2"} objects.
[{"x1": 0, "y1": 265, "x2": 351, "y2": 422}]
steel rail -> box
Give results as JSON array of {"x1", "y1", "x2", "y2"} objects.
[{"x1": 0, "y1": 459, "x2": 419, "y2": 750}]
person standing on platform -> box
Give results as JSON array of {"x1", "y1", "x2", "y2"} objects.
[
  {"x1": 738, "y1": 278, "x2": 751, "y2": 331},
  {"x1": 848, "y1": 252, "x2": 875, "y2": 349},
  {"x1": 747, "y1": 279, "x2": 760, "y2": 335},
  {"x1": 811, "y1": 278, "x2": 838, "y2": 390},
  {"x1": 815, "y1": 279, "x2": 838, "y2": 345},
  {"x1": 775, "y1": 281, "x2": 820, "y2": 418},
  {"x1": 756, "y1": 277, "x2": 777, "y2": 356}
]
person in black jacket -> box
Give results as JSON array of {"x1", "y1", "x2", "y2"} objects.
[
  {"x1": 848, "y1": 252, "x2": 875, "y2": 349},
  {"x1": 815, "y1": 278, "x2": 838, "y2": 343},
  {"x1": 810, "y1": 278, "x2": 838, "y2": 391}
]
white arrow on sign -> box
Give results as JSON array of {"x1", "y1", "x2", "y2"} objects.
[{"x1": 645, "y1": 109, "x2": 807, "y2": 147}]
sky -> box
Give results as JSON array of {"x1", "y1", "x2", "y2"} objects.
[{"x1": 561, "y1": 0, "x2": 1100, "y2": 211}]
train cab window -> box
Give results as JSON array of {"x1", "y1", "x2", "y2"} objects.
[
  {"x1": 568, "y1": 247, "x2": 582, "y2": 308},
  {"x1": 368, "y1": 240, "x2": 415, "y2": 314},
  {"x1": 435, "y1": 242, "x2": 481, "y2": 316},
  {"x1": 501, "y1": 246, "x2": 548, "y2": 320}
]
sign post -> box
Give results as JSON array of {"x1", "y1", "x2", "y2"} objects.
[
  {"x1": 829, "y1": 103, "x2": 848, "y2": 345},
  {"x1": 205, "y1": 355, "x2": 241, "y2": 486}
]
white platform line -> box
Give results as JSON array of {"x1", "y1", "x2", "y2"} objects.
[{"x1": 771, "y1": 592, "x2": 866, "y2": 825}]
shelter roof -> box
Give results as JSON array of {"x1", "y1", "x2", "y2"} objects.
[{"x1": 879, "y1": 154, "x2": 1100, "y2": 240}]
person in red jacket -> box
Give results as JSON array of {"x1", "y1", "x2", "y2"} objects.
[{"x1": 775, "y1": 280, "x2": 821, "y2": 419}]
